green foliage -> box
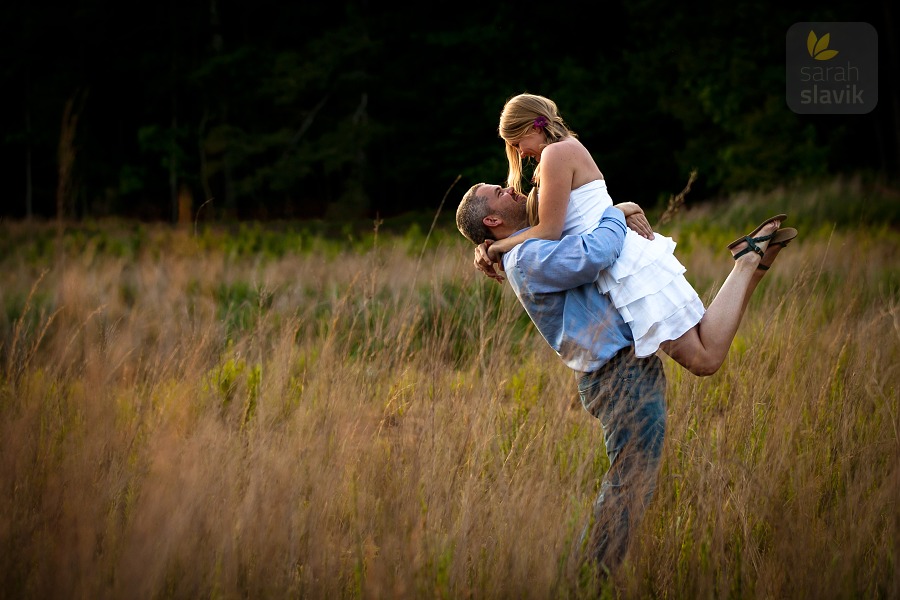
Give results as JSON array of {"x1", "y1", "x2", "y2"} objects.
[
  {"x1": 2, "y1": 289, "x2": 54, "y2": 337},
  {"x1": 3, "y1": 0, "x2": 893, "y2": 223},
  {"x1": 694, "y1": 175, "x2": 900, "y2": 232},
  {"x1": 214, "y1": 281, "x2": 274, "y2": 340},
  {"x1": 497, "y1": 365, "x2": 544, "y2": 459},
  {"x1": 243, "y1": 363, "x2": 261, "y2": 430},
  {"x1": 618, "y1": 0, "x2": 862, "y2": 195},
  {"x1": 205, "y1": 355, "x2": 244, "y2": 408},
  {"x1": 410, "y1": 279, "x2": 531, "y2": 369},
  {"x1": 202, "y1": 349, "x2": 262, "y2": 431}
]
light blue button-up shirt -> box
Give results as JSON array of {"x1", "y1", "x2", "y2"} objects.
[{"x1": 503, "y1": 206, "x2": 634, "y2": 373}]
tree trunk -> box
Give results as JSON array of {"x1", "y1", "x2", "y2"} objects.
[
  {"x1": 56, "y1": 94, "x2": 81, "y2": 225},
  {"x1": 170, "y1": 114, "x2": 178, "y2": 223},
  {"x1": 25, "y1": 107, "x2": 32, "y2": 220}
]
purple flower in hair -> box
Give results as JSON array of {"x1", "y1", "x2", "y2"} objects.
[{"x1": 534, "y1": 116, "x2": 548, "y2": 129}]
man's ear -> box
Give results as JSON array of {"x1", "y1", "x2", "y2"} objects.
[{"x1": 483, "y1": 215, "x2": 502, "y2": 227}]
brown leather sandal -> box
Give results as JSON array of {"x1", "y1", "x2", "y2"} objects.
[
  {"x1": 727, "y1": 214, "x2": 787, "y2": 259},
  {"x1": 757, "y1": 227, "x2": 798, "y2": 271}
]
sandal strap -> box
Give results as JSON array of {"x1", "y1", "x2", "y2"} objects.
[
  {"x1": 748, "y1": 232, "x2": 776, "y2": 244},
  {"x1": 732, "y1": 235, "x2": 766, "y2": 259},
  {"x1": 733, "y1": 245, "x2": 756, "y2": 260}
]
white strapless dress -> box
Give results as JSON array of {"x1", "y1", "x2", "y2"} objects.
[{"x1": 563, "y1": 179, "x2": 706, "y2": 357}]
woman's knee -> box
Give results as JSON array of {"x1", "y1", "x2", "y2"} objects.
[{"x1": 687, "y1": 355, "x2": 723, "y2": 377}]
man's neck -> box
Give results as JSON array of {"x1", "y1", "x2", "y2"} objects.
[{"x1": 492, "y1": 222, "x2": 530, "y2": 241}]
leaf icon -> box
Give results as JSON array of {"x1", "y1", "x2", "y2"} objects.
[
  {"x1": 807, "y1": 31, "x2": 818, "y2": 57},
  {"x1": 813, "y1": 33, "x2": 831, "y2": 56},
  {"x1": 815, "y1": 49, "x2": 839, "y2": 61},
  {"x1": 807, "y1": 30, "x2": 839, "y2": 60}
]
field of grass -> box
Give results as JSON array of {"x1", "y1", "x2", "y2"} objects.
[{"x1": 1, "y1": 177, "x2": 898, "y2": 599}]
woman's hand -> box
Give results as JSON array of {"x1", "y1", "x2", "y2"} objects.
[
  {"x1": 615, "y1": 202, "x2": 655, "y2": 240},
  {"x1": 626, "y1": 211, "x2": 655, "y2": 240},
  {"x1": 474, "y1": 240, "x2": 506, "y2": 283}
]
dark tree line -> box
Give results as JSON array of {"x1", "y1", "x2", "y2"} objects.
[{"x1": 1, "y1": 0, "x2": 897, "y2": 223}]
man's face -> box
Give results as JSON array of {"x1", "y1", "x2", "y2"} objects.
[{"x1": 479, "y1": 185, "x2": 528, "y2": 230}]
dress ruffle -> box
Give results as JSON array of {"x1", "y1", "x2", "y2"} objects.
[
  {"x1": 630, "y1": 297, "x2": 706, "y2": 357},
  {"x1": 598, "y1": 231, "x2": 684, "y2": 306},
  {"x1": 597, "y1": 230, "x2": 705, "y2": 357}
]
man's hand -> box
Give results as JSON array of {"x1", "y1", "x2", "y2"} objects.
[{"x1": 474, "y1": 240, "x2": 505, "y2": 283}]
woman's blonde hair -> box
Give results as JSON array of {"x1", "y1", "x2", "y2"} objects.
[{"x1": 499, "y1": 93, "x2": 576, "y2": 226}]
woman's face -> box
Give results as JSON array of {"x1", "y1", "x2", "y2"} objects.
[{"x1": 507, "y1": 127, "x2": 546, "y2": 161}]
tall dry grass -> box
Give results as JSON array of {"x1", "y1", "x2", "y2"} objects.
[{"x1": 1, "y1": 191, "x2": 898, "y2": 599}]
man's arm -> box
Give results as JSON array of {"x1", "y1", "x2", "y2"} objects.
[{"x1": 506, "y1": 206, "x2": 627, "y2": 293}]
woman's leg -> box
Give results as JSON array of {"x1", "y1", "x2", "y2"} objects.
[
  {"x1": 739, "y1": 229, "x2": 793, "y2": 316},
  {"x1": 658, "y1": 219, "x2": 781, "y2": 376}
]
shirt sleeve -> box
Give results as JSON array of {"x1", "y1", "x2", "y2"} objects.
[{"x1": 506, "y1": 206, "x2": 627, "y2": 293}]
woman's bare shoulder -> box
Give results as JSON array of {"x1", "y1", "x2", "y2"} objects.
[
  {"x1": 544, "y1": 137, "x2": 602, "y2": 184},
  {"x1": 542, "y1": 137, "x2": 584, "y2": 162}
]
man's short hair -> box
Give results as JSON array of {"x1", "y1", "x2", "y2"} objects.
[{"x1": 456, "y1": 182, "x2": 492, "y2": 245}]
